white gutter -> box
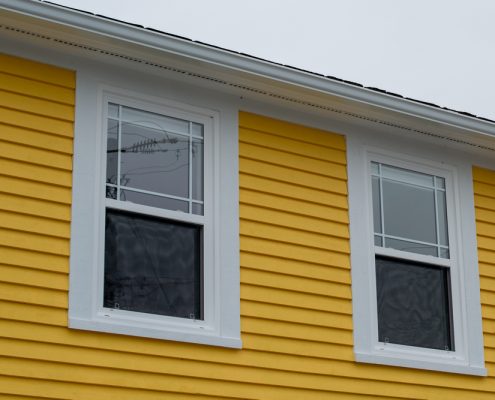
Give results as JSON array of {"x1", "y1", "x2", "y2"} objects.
[{"x1": 2, "y1": 0, "x2": 495, "y2": 139}]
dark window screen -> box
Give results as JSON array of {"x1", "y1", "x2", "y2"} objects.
[
  {"x1": 376, "y1": 256, "x2": 453, "y2": 350},
  {"x1": 104, "y1": 209, "x2": 202, "y2": 320}
]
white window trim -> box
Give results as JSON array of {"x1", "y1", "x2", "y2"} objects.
[
  {"x1": 348, "y1": 138, "x2": 486, "y2": 376},
  {"x1": 69, "y1": 83, "x2": 241, "y2": 348}
]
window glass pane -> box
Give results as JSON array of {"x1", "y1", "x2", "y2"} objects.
[
  {"x1": 372, "y1": 176, "x2": 382, "y2": 234},
  {"x1": 435, "y1": 176, "x2": 445, "y2": 189},
  {"x1": 104, "y1": 209, "x2": 202, "y2": 320},
  {"x1": 376, "y1": 256, "x2": 453, "y2": 351},
  {"x1": 440, "y1": 248, "x2": 450, "y2": 259},
  {"x1": 122, "y1": 106, "x2": 190, "y2": 136},
  {"x1": 374, "y1": 235, "x2": 383, "y2": 246},
  {"x1": 106, "y1": 185, "x2": 118, "y2": 200},
  {"x1": 371, "y1": 161, "x2": 379, "y2": 175},
  {"x1": 385, "y1": 237, "x2": 437, "y2": 257},
  {"x1": 120, "y1": 123, "x2": 189, "y2": 199},
  {"x1": 192, "y1": 139, "x2": 204, "y2": 202},
  {"x1": 192, "y1": 122, "x2": 204, "y2": 137},
  {"x1": 121, "y1": 190, "x2": 189, "y2": 213},
  {"x1": 381, "y1": 164, "x2": 434, "y2": 188},
  {"x1": 192, "y1": 203, "x2": 203, "y2": 216},
  {"x1": 108, "y1": 103, "x2": 120, "y2": 119},
  {"x1": 437, "y1": 190, "x2": 449, "y2": 247},
  {"x1": 382, "y1": 179, "x2": 437, "y2": 244},
  {"x1": 106, "y1": 119, "x2": 119, "y2": 187}
]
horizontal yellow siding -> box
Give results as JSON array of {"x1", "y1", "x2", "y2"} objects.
[
  {"x1": 1, "y1": 53, "x2": 495, "y2": 399},
  {"x1": 474, "y1": 166, "x2": 495, "y2": 382},
  {"x1": 0, "y1": 54, "x2": 75, "y2": 400}
]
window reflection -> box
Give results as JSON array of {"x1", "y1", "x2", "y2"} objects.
[{"x1": 106, "y1": 104, "x2": 204, "y2": 215}]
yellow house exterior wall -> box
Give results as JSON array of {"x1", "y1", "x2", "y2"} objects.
[{"x1": 0, "y1": 53, "x2": 495, "y2": 399}]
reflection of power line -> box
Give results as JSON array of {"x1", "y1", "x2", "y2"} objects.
[
  {"x1": 108, "y1": 138, "x2": 201, "y2": 156},
  {"x1": 106, "y1": 119, "x2": 203, "y2": 194},
  {"x1": 122, "y1": 162, "x2": 189, "y2": 177},
  {"x1": 107, "y1": 137, "x2": 182, "y2": 154},
  {"x1": 108, "y1": 118, "x2": 201, "y2": 155}
]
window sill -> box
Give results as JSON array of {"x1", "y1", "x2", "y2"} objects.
[
  {"x1": 69, "y1": 315, "x2": 242, "y2": 349},
  {"x1": 355, "y1": 350, "x2": 487, "y2": 376}
]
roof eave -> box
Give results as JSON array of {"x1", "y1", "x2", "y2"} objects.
[{"x1": 2, "y1": 0, "x2": 495, "y2": 140}]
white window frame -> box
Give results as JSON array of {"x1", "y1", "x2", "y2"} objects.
[
  {"x1": 69, "y1": 84, "x2": 241, "y2": 348},
  {"x1": 348, "y1": 139, "x2": 486, "y2": 375}
]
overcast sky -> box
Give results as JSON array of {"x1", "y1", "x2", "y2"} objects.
[{"x1": 51, "y1": 0, "x2": 495, "y2": 120}]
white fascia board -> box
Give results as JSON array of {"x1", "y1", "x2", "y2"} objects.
[{"x1": 2, "y1": 0, "x2": 495, "y2": 140}]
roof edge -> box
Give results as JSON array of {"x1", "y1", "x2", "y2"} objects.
[{"x1": 2, "y1": 0, "x2": 495, "y2": 139}]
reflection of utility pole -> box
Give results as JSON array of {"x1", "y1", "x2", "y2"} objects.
[
  {"x1": 107, "y1": 136, "x2": 181, "y2": 154},
  {"x1": 106, "y1": 174, "x2": 130, "y2": 198}
]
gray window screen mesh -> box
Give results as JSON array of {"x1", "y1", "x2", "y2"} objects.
[
  {"x1": 376, "y1": 256, "x2": 453, "y2": 351},
  {"x1": 104, "y1": 209, "x2": 202, "y2": 320}
]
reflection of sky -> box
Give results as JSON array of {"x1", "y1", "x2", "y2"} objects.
[
  {"x1": 383, "y1": 180, "x2": 437, "y2": 244},
  {"x1": 106, "y1": 105, "x2": 204, "y2": 212}
]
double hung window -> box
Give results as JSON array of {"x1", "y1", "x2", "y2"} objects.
[
  {"x1": 348, "y1": 144, "x2": 485, "y2": 375},
  {"x1": 371, "y1": 162, "x2": 453, "y2": 351},
  {"x1": 69, "y1": 86, "x2": 240, "y2": 348},
  {"x1": 104, "y1": 103, "x2": 205, "y2": 320}
]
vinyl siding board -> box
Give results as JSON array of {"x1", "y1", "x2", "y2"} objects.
[
  {"x1": 0, "y1": 140, "x2": 73, "y2": 170},
  {"x1": 0, "y1": 54, "x2": 75, "y2": 88},
  {"x1": 0, "y1": 108, "x2": 73, "y2": 137},
  {"x1": 0, "y1": 264, "x2": 68, "y2": 291},
  {"x1": 474, "y1": 166, "x2": 495, "y2": 376},
  {"x1": 0, "y1": 158, "x2": 72, "y2": 188},
  {"x1": 241, "y1": 252, "x2": 351, "y2": 283},
  {"x1": 0, "y1": 72, "x2": 75, "y2": 104},
  {"x1": 0, "y1": 89, "x2": 74, "y2": 121},
  {"x1": 0, "y1": 124, "x2": 73, "y2": 154},
  {"x1": 1, "y1": 53, "x2": 495, "y2": 399},
  {"x1": 240, "y1": 173, "x2": 348, "y2": 210},
  {"x1": 0, "y1": 192, "x2": 71, "y2": 222},
  {"x1": 0, "y1": 175, "x2": 72, "y2": 203}
]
